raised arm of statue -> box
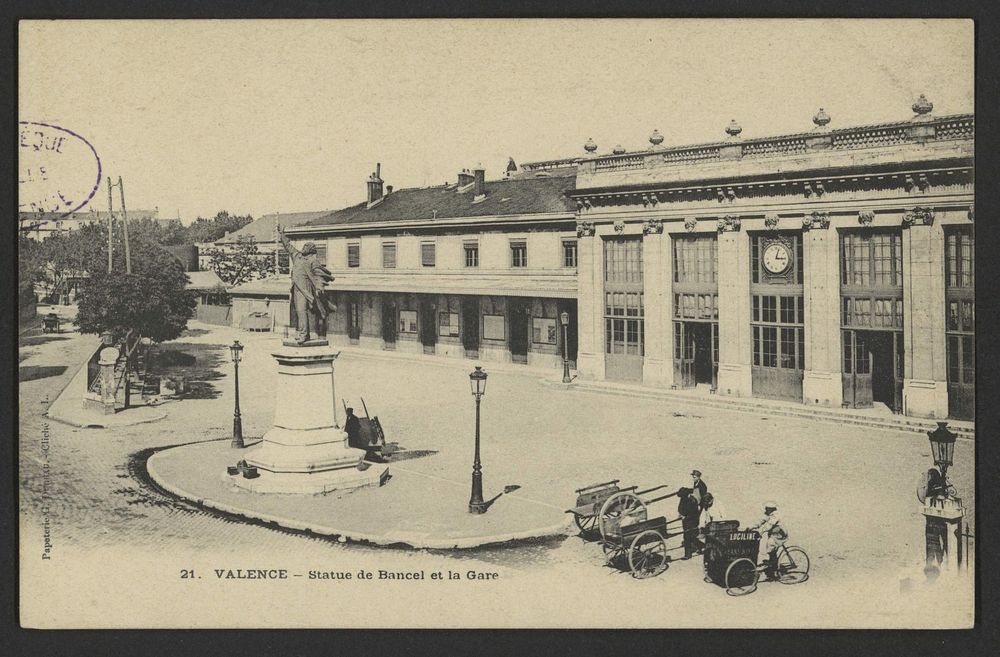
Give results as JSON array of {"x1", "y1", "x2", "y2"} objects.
[{"x1": 277, "y1": 226, "x2": 300, "y2": 259}]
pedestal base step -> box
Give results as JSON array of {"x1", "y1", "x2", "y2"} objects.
[{"x1": 228, "y1": 462, "x2": 389, "y2": 495}]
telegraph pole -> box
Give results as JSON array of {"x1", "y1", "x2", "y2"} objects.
[
  {"x1": 106, "y1": 177, "x2": 114, "y2": 272},
  {"x1": 117, "y1": 176, "x2": 131, "y2": 274}
]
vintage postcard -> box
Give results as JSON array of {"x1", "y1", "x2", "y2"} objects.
[{"x1": 18, "y1": 18, "x2": 974, "y2": 629}]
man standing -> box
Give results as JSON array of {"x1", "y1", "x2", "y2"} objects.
[
  {"x1": 691, "y1": 469, "x2": 708, "y2": 505},
  {"x1": 277, "y1": 223, "x2": 335, "y2": 344},
  {"x1": 677, "y1": 486, "x2": 702, "y2": 559}
]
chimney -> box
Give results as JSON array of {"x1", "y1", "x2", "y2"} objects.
[
  {"x1": 366, "y1": 163, "x2": 384, "y2": 207},
  {"x1": 473, "y1": 164, "x2": 486, "y2": 200},
  {"x1": 457, "y1": 168, "x2": 475, "y2": 187}
]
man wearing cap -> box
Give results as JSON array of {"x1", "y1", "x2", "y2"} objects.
[
  {"x1": 691, "y1": 469, "x2": 708, "y2": 505},
  {"x1": 277, "y1": 224, "x2": 336, "y2": 344},
  {"x1": 749, "y1": 501, "x2": 787, "y2": 577},
  {"x1": 677, "y1": 470, "x2": 709, "y2": 558}
]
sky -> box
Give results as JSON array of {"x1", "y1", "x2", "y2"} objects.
[{"x1": 19, "y1": 19, "x2": 973, "y2": 223}]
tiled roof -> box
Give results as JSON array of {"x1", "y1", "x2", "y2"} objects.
[
  {"x1": 185, "y1": 270, "x2": 225, "y2": 290},
  {"x1": 228, "y1": 275, "x2": 291, "y2": 296},
  {"x1": 217, "y1": 210, "x2": 334, "y2": 244},
  {"x1": 306, "y1": 173, "x2": 576, "y2": 228}
]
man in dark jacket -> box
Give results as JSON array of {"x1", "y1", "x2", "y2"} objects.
[
  {"x1": 677, "y1": 486, "x2": 703, "y2": 559},
  {"x1": 344, "y1": 407, "x2": 363, "y2": 450}
]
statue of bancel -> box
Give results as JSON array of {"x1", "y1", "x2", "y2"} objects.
[{"x1": 276, "y1": 224, "x2": 337, "y2": 345}]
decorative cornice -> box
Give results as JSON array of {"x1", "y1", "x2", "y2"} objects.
[
  {"x1": 764, "y1": 213, "x2": 780, "y2": 230},
  {"x1": 803, "y1": 211, "x2": 830, "y2": 231},
  {"x1": 858, "y1": 210, "x2": 876, "y2": 227},
  {"x1": 642, "y1": 218, "x2": 664, "y2": 235},
  {"x1": 576, "y1": 221, "x2": 595, "y2": 238},
  {"x1": 684, "y1": 217, "x2": 698, "y2": 233},
  {"x1": 717, "y1": 215, "x2": 741, "y2": 233},
  {"x1": 903, "y1": 206, "x2": 935, "y2": 228}
]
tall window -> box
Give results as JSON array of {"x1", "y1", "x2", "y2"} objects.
[
  {"x1": 464, "y1": 241, "x2": 479, "y2": 267},
  {"x1": 752, "y1": 295, "x2": 804, "y2": 369},
  {"x1": 510, "y1": 240, "x2": 527, "y2": 268},
  {"x1": 563, "y1": 239, "x2": 578, "y2": 268},
  {"x1": 674, "y1": 235, "x2": 718, "y2": 284},
  {"x1": 604, "y1": 237, "x2": 643, "y2": 283},
  {"x1": 347, "y1": 242, "x2": 360, "y2": 268},
  {"x1": 839, "y1": 232, "x2": 903, "y2": 329},
  {"x1": 945, "y1": 227, "x2": 974, "y2": 418},
  {"x1": 382, "y1": 242, "x2": 396, "y2": 268},
  {"x1": 421, "y1": 241, "x2": 436, "y2": 267},
  {"x1": 277, "y1": 250, "x2": 290, "y2": 275}
]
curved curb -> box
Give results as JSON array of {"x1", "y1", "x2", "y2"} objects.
[
  {"x1": 146, "y1": 448, "x2": 572, "y2": 551},
  {"x1": 46, "y1": 406, "x2": 168, "y2": 429}
]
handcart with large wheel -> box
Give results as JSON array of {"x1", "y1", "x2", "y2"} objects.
[
  {"x1": 595, "y1": 484, "x2": 685, "y2": 579},
  {"x1": 703, "y1": 521, "x2": 811, "y2": 596}
]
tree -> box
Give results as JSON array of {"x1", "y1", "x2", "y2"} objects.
[
  {"x1": 18, "y1": 234, "x2": 44, "y2": 308},
  {"x1": 186, "y1": 211, "x2": 254, "y2": 244},
  {"x1": 204, "y1": 236, "x2": 275, "y2": 286},
  {"x1": 75, "y1": 234, "x2": 197, "y2": 345},
  {"x1": 37, "y1": 222, "x2": 106, "y2": 300}
]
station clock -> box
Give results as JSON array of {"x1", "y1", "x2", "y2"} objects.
[{"x1": 762, "y1": 240, "x2": 793, "y2": 275}]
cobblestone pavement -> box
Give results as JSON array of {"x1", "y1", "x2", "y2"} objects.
[{"x1": 19, "y1": 319, "x2": 975, "y2": 628}]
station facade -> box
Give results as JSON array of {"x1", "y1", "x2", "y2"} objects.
[{"x1": 286, "y1": 102, "x2": 973, "y2": 420}]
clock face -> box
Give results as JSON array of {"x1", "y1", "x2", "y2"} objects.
[{"x1": 762, "y1": 242, "x2": 792, "y2": 275}]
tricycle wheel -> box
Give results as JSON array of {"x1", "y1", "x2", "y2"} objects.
[
  {"x1": 775, "y1": 546, "x2": 810, "y2": 584},
  {"x1": 598, "y1": 492, "x2": 647, "y2": 542},
  {"x1": 725, "y1": 558, "x2": 759, "y2": 596},
  {"x1": 628, "y1": 530, "x2": 668, "y2": 579}
]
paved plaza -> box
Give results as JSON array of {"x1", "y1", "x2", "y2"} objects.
[{"x1": 19, "y1": 317, "x2": 975, "y2": 628}]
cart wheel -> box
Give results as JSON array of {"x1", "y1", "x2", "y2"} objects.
[
  {"x1": 628, "y1": 531, "x2": 668, "y2": 579},
  {"x1": 598, "y1": 492, "x2": 647, "y2": 542},
  {"x1": 725, "y1": 558, "x2": 759, "y2": 596},
  {"x1": 775, "y1": 546, "x2": 810, "y2": 584},
  {"x1": 601, "y1": 541, "x2": 625, "y2": 566},
  {"x1": 573, "y1": 513, "x2": 598, "y2": 535}
]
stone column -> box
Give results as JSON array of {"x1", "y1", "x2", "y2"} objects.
[
  {"x1": 574, "y1": 221, "x2": 604, "y2": 380},
  {"x1": 802, "y1": 221, "x2": 843, "y2": 407},
  {"x1": 902, "y1": 216, "x2": 948, "y2": 418},
  {"x1": 716, "y1": 223, "x2": 752, "y2": 397},
  {"x1": 641, "y1": 221, "x2": 669, "y2": 386}
]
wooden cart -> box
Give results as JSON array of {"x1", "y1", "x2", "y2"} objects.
[
  {"x1": 42, "y1": 312, "x2": 60, "y2": 333},
  {"x1": 343, "y1": 397, "x2": 390, "y2": 460}
]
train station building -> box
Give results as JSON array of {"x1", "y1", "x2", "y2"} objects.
[{"x1": 277, "y1": 99, "x2": 973, "y2": 420}]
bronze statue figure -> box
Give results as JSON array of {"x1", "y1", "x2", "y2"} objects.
[{"x1": 277, "y1": 224, "x2": 336, "y2": 344}]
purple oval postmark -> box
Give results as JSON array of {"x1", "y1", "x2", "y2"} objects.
[{"x1": 18, "y1": 121, "x2": 102, "y2": 223}]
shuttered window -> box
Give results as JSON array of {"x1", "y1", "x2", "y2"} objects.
[
  {"x1": 382, "y1": 242, "x2": 396, "y2": 268},
  {"x1": 421, "y1": 241, "x2": 436, "y2": 267},
  {"x1": 347, "y1": 242, "x2": 360, "y2": 268}
]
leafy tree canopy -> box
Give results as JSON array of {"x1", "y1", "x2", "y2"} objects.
[
  {"x1": 204, "y1": 236, "x2": 275, "y2": 286},
  {"x1": 74, "y1": 234, "x2": 196, "y2": 343}
]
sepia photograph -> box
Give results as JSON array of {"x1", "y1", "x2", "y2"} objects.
[{"x1": 16, "y1": 18, "x2": 975, "y2": 629}]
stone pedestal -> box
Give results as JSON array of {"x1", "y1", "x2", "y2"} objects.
[
  {"x1": 233, "y1": 344, "x2": 388, "y2": 494},
  {"x1": 922, "y1": 496, "x2": 966, "y2": 575}
]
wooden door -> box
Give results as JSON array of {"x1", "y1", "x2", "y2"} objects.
[
  {"x1": 672, "y1": 322, "x2": 696, "y2": 388},
  {"x1": 842, "y1": 330, "x2": 873, "y2": 408},
  {"x1": 509, "y1": 298, "x2": 530, "y2": 363}
]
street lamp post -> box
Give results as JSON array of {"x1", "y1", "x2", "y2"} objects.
[
  {"x1": 560, "y1": 311, "x2": 571, "y2": 384},
  {"x1": 468, "y1": 366, "x2": 488, "y2": 514},
  {"x1": 230, "y1": 340, "x2": 245, "y2": 448},
  {"x1": 927, "y1": 421, "x2": 957, "y2": 495}
]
